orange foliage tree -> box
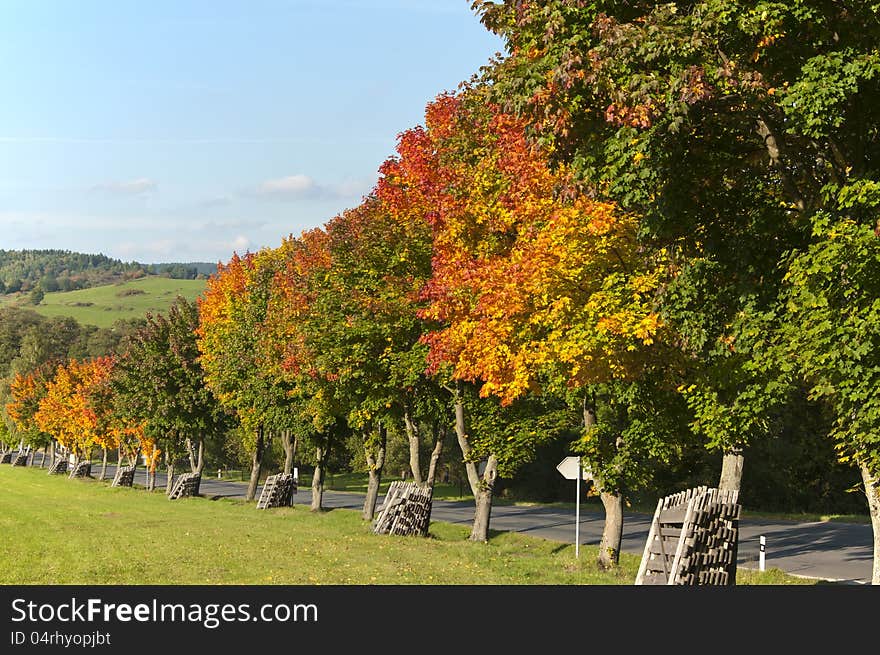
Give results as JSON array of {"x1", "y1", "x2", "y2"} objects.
[
  {"x1": 259, "y1": 229, "x2": 349, "y2": 512},
  {"x1": 34, "y1": 357, "x2": 117, "y2": 464},
  {"x1": 389, "y1": 90, "x2": 680, "y2": 558},
  {"x1": 6, "y1": 363, "x2": 57, "y2": 457}
]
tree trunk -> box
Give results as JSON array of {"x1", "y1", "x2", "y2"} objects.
[
  {"x1": 362, "y1": 424, "x2": 387, "y2": 521},
  {"x1": 246, "y1": 426, "x2": 265, "y2": 502},
  {"x1": 311, "y1": 445, "x2": 326, "y2": 511},
  {"x1": 452, "y1": 383, "x2": 497, "y2": 542},
  {"x1": 48, "y1": 441, "x2": 56, "y2": 469},
  {"x1": 404, "y1": 408, "x2": 424, "y2": 486},
  {"x1": 598, "y1": 488, "x2": 624, "y2": 569},
  {"x1": 719, "y1": 448, "x2": 745, "y2": 493},
  {"x1": 422, "y1": 424, "x2": 446, "y2": 529},
  {"x1": 196, "y1": 438, "x2": 204, "y2": 474},
  {"x1": 165, "y1": 458, "x2": 175, "y2": 495},
  {"x1": 125, "y1": 445, "x2": 139, "y2": 472},
  {"x1": 425, "y1": 423, "x2": 445, "y2": 490},
  {"x1": 860, "y1": 462, "x2": 880, "y2": 585},
  {"x1": 470, "y1": 455, "x2": 498, "y2": 542},
  {"x1": 39, "y1": 447, "x2": 46, "y2": 468},
  {"x1": 186, "y1": 438, "x2": 197, "y2": 473},
  {"x1": 584, "y1": 394, "x2": 623, "y2": 569},
  {"x1": 454, "y1": 384, "x2": 481, "y2": 498},
  {"x1": 282, "y1": 430, "x2": 296, "y2": 475},
  {"x1": 99, "y1": 448, "x2": 108, "y2": 480}
]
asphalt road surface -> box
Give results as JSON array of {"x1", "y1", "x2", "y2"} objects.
[{"x1": 87, "y1": 463, "x2": 874, "y2": 584}]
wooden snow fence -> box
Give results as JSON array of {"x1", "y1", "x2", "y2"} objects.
[
  {"x1": 372, "y1": 481, "x2": 433, "y2": 537},
  {"x1": 0, "y1": 451, "x2": 12, "y2": 464},
  {"x1": 256, "y1": 473, "x2": 297, "y2": 509},
  {"x1": 635, "y1": 486, "x2": 741, "y2": 586},
  {"x1": 11, "y1": 451, "x2": 30, "y2": 467},
  {"x1": 111, "y1": 466, "x2": 136, "y2": 488},
  {"x1": 69, "y1": 461, "x2": 91, "y2": 479},
  {"x1": 168, "y1": 472, "x2": 201, "y2": 500},
  {"x1": 48, "y1": 459, "x2": 68, "y2": 475}
]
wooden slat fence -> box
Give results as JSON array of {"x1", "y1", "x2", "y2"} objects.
[
  {"x1": 256, "y1": 473, "x2": 297, "y2": 509},
  {"x1": 635, "y1": 487, "x2": 740, "y2": 586},
  {"x1": 168, "y1": 472, "x2": 201, "y2": 499},
  {"x1": 48, "y1": 459, "x2": 68, "y2": 476},
  {"x1": 372, "y1": 481, "x2": 433, "y2": 537},
  {"x1": 111, "y1": 466, "x2": 136, "y2": 488},
  {"x1": 69, "y1": 461, "x2": 91, "y2": 479}
]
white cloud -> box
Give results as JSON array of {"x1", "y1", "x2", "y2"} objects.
[
  {"x1": 330, "y1": 177, "x2": 373, "y2": 199},
  {"x1": 248, "y1": 173, "x2": 375, "y2": 202},
  {"x1": 115, "y1": 239, "x2": 176, "y2": 258},
  {"x1": 90, "y1": 177, "x2": 158, "y2": 195},
  {"x1": 254, "y1": 174, "x2": 317, "y2": 198},
  {"x1": 202, "y1": 218, "x2": 266, "y2": 231},
  {"x1": 230, "y1": 235, "x2": 251, "y2": 251}
]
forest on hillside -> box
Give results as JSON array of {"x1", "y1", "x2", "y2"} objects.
[{"x1": 0, "y1": 249, "x2": 210, "y2": 294}]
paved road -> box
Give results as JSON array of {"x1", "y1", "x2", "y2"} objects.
[{"x1": 94, "y1": 463, "x2": 874, "y2": 584}]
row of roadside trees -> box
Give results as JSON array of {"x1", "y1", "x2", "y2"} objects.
[{"x1": 2, "y1": 0, "x2": 878, "y2": 583}]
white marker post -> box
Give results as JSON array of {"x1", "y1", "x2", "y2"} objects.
[{"x1": 759, "y1": 535, "x2": 766, "y2": 571}]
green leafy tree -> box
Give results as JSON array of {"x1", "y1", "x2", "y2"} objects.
[
  {"x1": 113, "y1": 297, "x2": 230, "y2": 491},
  {"x1": 778, "y1": 219, "x2": 880, "y2": 584}
]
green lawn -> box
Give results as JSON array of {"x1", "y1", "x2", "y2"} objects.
[
  {"x1": 14, "y1": 277, "x2": 206, "y2": 327},
  {"x1": 0, "y1": 466, "x2": 814, "y2": 585}
]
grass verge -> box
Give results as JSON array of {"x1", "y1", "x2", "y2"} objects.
[{"x1": 0, "y1": 466, "x2": 815, "y2": 585}]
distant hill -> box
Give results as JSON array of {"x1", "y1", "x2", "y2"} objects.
[
  {"x1": 6, "y1": 277, "x2": 208, "y2": 328},
  {"x1": 146, "y1": 261, "x2": 219, "y2": 278},
  {"x1": 0, "y1": 249, "x2": 145, "y2": 294},
  {"x1": 0, "y1": 249, "x2": 217, "y2": 296}
]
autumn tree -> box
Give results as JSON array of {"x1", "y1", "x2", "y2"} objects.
[
  {"x1": 406, "y1": 91, "x2": 683, "y2": 563},
  {"x1": 374, "y1": 100, "x2": 509, "y2": 541},
  {"x1": 259, "y1": 231, "x2": 353, "y2": 512},
  {"x1": 34, "y1": 357, "x2": 116, "y2": 464},
  {"x1": 473, "y1": 1, "x2": 867, "y2": 497},
  {"x1": 5, "y1": 362, "x2": 57, "y2": 461},
  {"x1": 269, "y1": 197, "x2": 446, "y2": 520},
  {"x1": 198, "y1": 250, "x2": 297, "y2": 501},
  {"x1": 474, "y1": 0, "x2": 880, "y2": 577}
]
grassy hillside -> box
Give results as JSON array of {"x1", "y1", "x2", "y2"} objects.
[{"x1": 25, "y1": 277, "x2": 206, "y2": 327}]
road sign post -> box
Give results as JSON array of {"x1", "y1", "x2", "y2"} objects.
[{"x1": 556, "y1": 456, "x2": 592, "y2": 558}]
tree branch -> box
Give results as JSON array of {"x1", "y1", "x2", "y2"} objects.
[{"x1": 756, "y1": 116, "x2": 806, "y2": 213}]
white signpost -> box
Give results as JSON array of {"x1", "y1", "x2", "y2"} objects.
[{"x1": 556, "y1": 456, "x2": 592, "y2": 558}]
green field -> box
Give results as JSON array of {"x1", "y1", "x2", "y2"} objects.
[
  {"x1": 0, "y1": 466, "x2": 813, "y2": 585},
  {"x1": 16, "y1": 277, "x2": 206, "y2": 327}
]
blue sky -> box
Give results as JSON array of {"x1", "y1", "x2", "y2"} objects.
[{"x1": 0, "y1": 1, "x2": 503, "y2": 264}]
